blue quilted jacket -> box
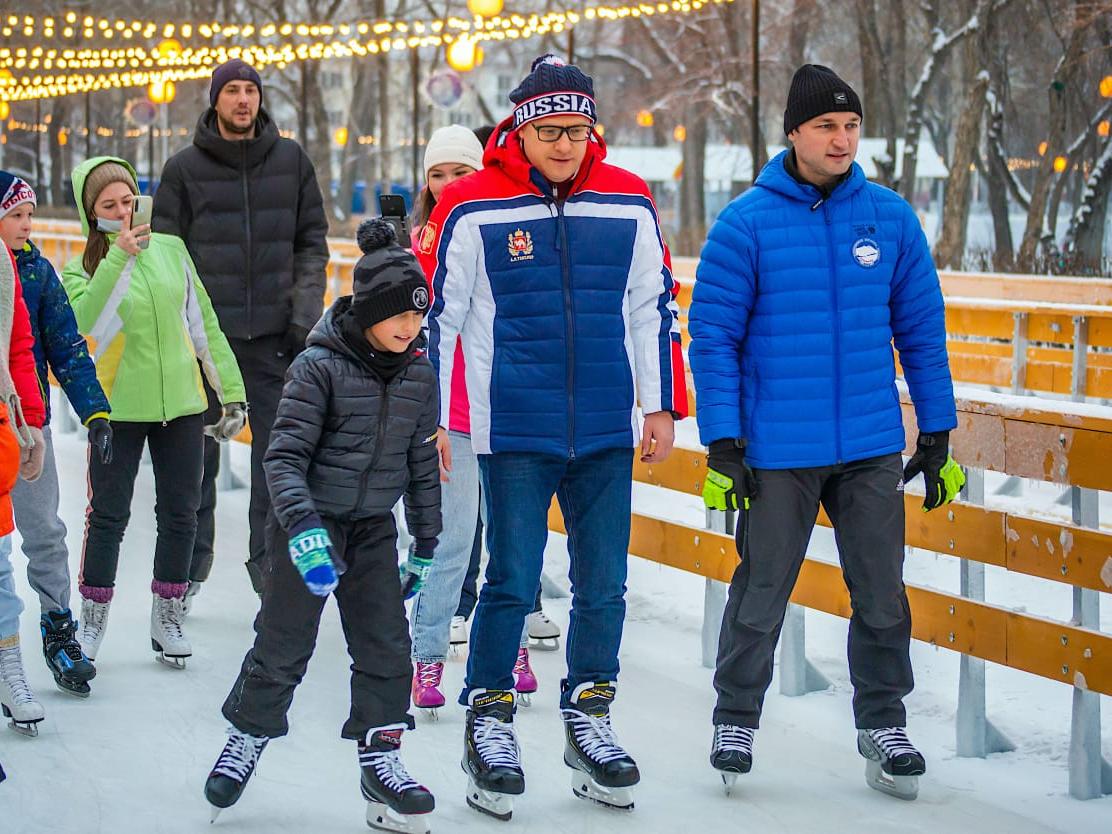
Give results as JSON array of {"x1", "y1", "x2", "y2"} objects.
[
  {"x1": 689, "y1": 150, "x2": 955, "y2": 469},
  {"x1": 15, "y1": 241, "x2": 110, "y2": 424}
]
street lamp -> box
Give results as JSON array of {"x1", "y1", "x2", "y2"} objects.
[
  {"x1": 467, "y1": 0, "x2": 504, "y2": 16},
  {"x1": 1100, "y1": 75, "x2": 1112, "y2": 98},
  {"x1": 446, "y1": 38, "x2": 483, "y2": 73}
]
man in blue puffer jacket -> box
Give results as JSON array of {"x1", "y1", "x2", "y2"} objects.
[{"x1": 689, "y1": 66, "x2": 964, "y2": 800}]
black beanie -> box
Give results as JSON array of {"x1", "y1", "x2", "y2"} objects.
[
  {"x1": 509, "y1": 54, "x2": 596, "y2": 130},
  {"x1": 783, "y1": 64, "x2": 862, "y2": 135},
  {"x1": 351, "y1": 219, "x2": 430, "y2": 328},
  {"x1": 209, "y1": 59, "x2": 263, "y2": 107}
]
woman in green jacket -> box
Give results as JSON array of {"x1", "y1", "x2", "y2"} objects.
[{"x1": 62, "y1": 157, "x2": 247, "y2": 672}]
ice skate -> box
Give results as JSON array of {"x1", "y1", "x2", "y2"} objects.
[
  {"x1": 204, "y1": 726, "x2": 269, "y2": 821},
  {"x1": 449, "y1": 616, "x2": 468, "y2": 656},
  {"x1": 857, "y1": 728, "x2": 925, "y2": 801},
  {"x1": 412, "y1": 661, "x2": 445, "y2": 720},
  {"x1": 710, "y1": 724, "x2": 754, "y2": 794},
  {"x1": 512, "y1": 648, "x2": 537, "y2": 707},
  {"x1": 359, "y1": 725, "x2": 435, "y2": 833},
  {"x1": 526, "y1": 609, "x2": 560, "y2": 651},
  {"x1": 181, "y1": 580, "x2": 202, "y2": 616},
  {"x1": 41, "y1": 609, "x2": 95, "y2": 698},
  {"x1": 78, "y1": 596, "x2": 111, "y2": 661},
  {"x1": 463, "y1": 689, "x2": 525, "y2": 821},
  {"x1": 561, "y1": 682, "x2": 637, "y2": 811},
  {"x1": 151, "y1": 594, "x2": 191, "y2": 669},
  {"x1": 0, "y1": 639, "x2": 45, "y2": 737}
]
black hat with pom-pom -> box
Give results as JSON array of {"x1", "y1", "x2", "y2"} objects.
[
  {"x1": 351, "y1": 218, "x2": 430, "y2": 327},
  {"x1": 509, "y1": 54, "x2": 596, "y2": 130}
]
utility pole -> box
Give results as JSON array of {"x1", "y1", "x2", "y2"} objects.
[{"x1": 751, "y1": 0, "x2": 760, "y2": 184}]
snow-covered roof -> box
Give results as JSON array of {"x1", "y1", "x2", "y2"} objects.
[{"x1": 605, "y1": 134, "x2": 948, "y2": 187}]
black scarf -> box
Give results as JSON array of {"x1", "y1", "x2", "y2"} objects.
[{"x1": 338, "y1": 309, "x2": 415, "y2": 383}]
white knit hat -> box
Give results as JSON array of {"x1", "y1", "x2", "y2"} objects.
[{"x1": 423, "y1": 124, "x2": 484, "y2": 176}]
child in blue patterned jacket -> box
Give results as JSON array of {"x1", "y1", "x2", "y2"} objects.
[{"x1": 0, "y1": 171, "x2": 112, "y2": 699}]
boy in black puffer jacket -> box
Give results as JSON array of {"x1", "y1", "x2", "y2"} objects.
[{"x1": 204, "y1": 220, "x2": 441, "y2": 833}]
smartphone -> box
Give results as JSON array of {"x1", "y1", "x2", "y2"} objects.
[
  {"x1": 130, "y1": 195, "x2": 153, "y2": 249},
  {"x1": 378, "y1": 193, "x2": 410, "y2": 246}
]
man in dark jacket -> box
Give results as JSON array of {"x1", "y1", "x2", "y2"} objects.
[
  {"x1": 205, "y1": 219, "x2": 440, "y2": 827},
  {"x1": 689, "y1": 65, "x2": 964, "y2": 801},
  {"x1": 154, "y1": 59, "x2": 329, "y2": 597}
]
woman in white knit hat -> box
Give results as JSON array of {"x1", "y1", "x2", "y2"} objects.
[{"x1": 408, "y1": 125, "x2": 543, "y2": 716}]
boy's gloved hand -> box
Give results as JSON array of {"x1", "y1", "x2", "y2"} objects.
[
  {"x1": 287, "y1": 516, "x2": 339, "y2": 596},
  {"x1": 87, "y1": 417, "x2": 113, "y2": 464},
  {"x1": 400, "y1": 539, "x2": 435, "y2": 599},
  {"x1": 903, "y1": 430, "x2": 966, "y2": 512},
  {"x1": 204, "y1": 402, "x2": 248, "y2": 442},
  {"x1": 703, "y1": 438, "x2": 758, "y2": 512}
]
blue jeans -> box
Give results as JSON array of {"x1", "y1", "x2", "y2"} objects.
[
  {"x1": 0, "y1": 535, "x2": 21, "y2": 639},
  {"x1": 462, "y1": 447, "x2": 634, "y2": 708}
]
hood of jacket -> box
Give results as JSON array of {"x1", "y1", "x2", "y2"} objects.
[
  {"x1": 755, "y1": 149, "x2": 867, "y2": 206},
  {"x1": 70, "y1": 155, "x2": 141, "y2": 237},
  {"x1": 482, "y1": 113, "x2": 609, "y2": 197},
  {"x1": 15, "y1": 239, "x2": 40, "y2": 270},
  {"x1": 192, "y1": 107, "x2": 281, "y2": 168},
  {"x1": 306, "y1": 297, "x2": 427, "y2": 366}
]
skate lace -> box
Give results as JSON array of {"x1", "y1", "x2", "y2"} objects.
[
  {"x1": 360, "y1": 749, "x2": 421, "y2": 792},
  {"x1": 561, "y1": 709, "x2": 629, "y2": 765},
  {"x1": 415, "y1": 661, "x2": 442, "y2": 688},
  {"x1": 213, "y1": 729, "x2": 267, "y2": 781},
  {"x1": 48, "y1": 618, "x2": 85, "y2": 661},
  {"x1": 474, "y1": 715, "x2": 521, "y2": 768},
  {"x1": 714, "y1": 724, "x2": 755, "y2": 755},
  {"x1": 0, "y1": 648, "x2": 34, "y2": 704},
  {"x1": 868, "y1": 727, "x2": 918, "y2": 758},
  {"x1": 157, "y1": 597, "x2": 186, "y2": 642},
  {"x1": 512, "y1": 649, "x2": 531, "y2": 675},
  {"x1": 530, "y1": 611, "x2": 554, "y2": 626}
]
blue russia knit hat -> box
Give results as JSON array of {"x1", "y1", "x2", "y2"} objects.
[
  {"x1": 0, "y1": 171, "x2": 35, "y2": 218},
  {"x1": 508, "y1": 54, "x2": 596, "y2": 130},
  {"x1": 209, "y1": 59, "x2": 263, "y2": 107}
]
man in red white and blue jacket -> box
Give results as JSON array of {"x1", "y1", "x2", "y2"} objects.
[{"x1": 417, "y1": 54, "x2": 686, "y2": 810}]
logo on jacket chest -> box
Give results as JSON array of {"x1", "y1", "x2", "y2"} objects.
[
  {"x1": 507, "y1": 228, "x2": 534, "y2": 262},
  {"x1": 852, "y1": 237, "x2": 880, "y2": 268}
]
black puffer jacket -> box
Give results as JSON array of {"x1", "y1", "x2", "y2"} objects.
[
  {"x1": 153, "y1": 108, "x2": 329, "y2": 340},
  {"x1": 263, "y1": 299, "x2": 441, "y2": 539}
]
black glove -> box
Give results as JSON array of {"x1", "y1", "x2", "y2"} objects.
[
  {"x1": 903, "y1": 430, "x2": 966, "y2": 511},
  {"x1": 703, "y1": 438, "x2": 758, "y2": 511},
  {"x1": 87, "y1": 417, "x2": 113, "y2": 465},
  {"x1": 284, "y1": 323, "x2": 311, "y2": 358}
]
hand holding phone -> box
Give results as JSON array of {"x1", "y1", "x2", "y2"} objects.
[
  {"x1": 378, "y1": 194, "x2": 410, "y2": 246},
  {"x1": 130, "y1": 195, "x2": 153, "y2": 250}
]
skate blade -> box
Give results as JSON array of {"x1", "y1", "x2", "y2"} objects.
[
  {"x1": 527, "y1": 637, "x2": 559, "y2": 652},
  {"x1": 721, "y1": 772, "x2": 738, "y2": 796},
  {"x1": 209, "y1": 805, "x2": 223, "y2": 824},
  {"x1": 156, "y1": 652, "x2": 189, "y2": 670},
  {"x1": 366, "y1": 800, "x2": 431, "y2": 833},
  {"x1": 864, "y1": 761, "x2": 919, "y2": 801},
  {"x1": 6, "y1": 717, "x2": 42, "y2": 737},
  {"x1": 416, "y1": 707, "x2": 440, "y2": 721},
  {"x1": 54, "y1": 676, "x2": 92, "y2": 698},
  {"x1": 516, "y1": 691, "x2": 533, "y2": 708},
  {"x1": 570, "y1": 771, "x2": 634, "y2": 811}
]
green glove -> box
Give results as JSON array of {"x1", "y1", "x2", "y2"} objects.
[
  {"x1": 903, "y1": 431, "x2": 966, "y2": 512},
  {"x1": 400, "y1": 539, "x2": 435, "y2": 599},
  {"x1": 703, "y1": 439, "x2": 758, "y2": 512}
]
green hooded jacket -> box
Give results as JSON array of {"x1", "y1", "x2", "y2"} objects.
[{"x1": 62, "y1": 156, "x2": 246, "y2": 422}]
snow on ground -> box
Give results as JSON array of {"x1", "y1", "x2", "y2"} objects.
[{"x1": 1, "y1": 420, "x2": 1111, "y2": 833}]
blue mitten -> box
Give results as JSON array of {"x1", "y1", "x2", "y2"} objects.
[{"x1": 287, "y1": 516, "x2": 339, "y2": 596}]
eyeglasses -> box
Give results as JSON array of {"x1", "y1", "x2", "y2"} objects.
[{"x1": 531, "y1": 123, "x2": 592, "y2": 143}]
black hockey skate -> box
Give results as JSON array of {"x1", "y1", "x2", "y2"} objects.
[
  {"x1": 561, "y1": 682, "x2": 638, "y2": 810},
  {"x1": 857, "y1": 728, "x2": 926, "y2": 801},
  {"x1": 463, "y1": 689, "x2": 525, "y2": 821},
  {"x1": 359, "y1": 725, "x2": 435, "y2": 833},
  {"x1": 710, "y1": 724, "x2": 754, "y2": 794},
  {"x1": 204, "y1": 726, "x2": 269, "y2": 821},
  {"x1": 40, "y1": 609, "x2": 95, "y2": 698}
]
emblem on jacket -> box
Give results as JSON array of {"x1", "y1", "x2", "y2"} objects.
[
  {"x1": 507, "y1": 229, "x2": 534, "y2": 262},
  {"x1": 852, "y1": 238, "x2": 880, "y2": 268},
  {"x1": 418, "y1": 221, "x2": 437, "y2": 255}
]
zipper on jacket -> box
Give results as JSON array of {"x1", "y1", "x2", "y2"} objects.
[
  {"x1": 822, "y1": 202, "x2": 842, "y2": 463},
  {"x1": 554, "y1": 191, "x2": 576, "y2": 461},
  {"x1": 241, "y1": 143, "x2": 254, "y2": 339},
  {"x1": 355, "y1": 380, "x2": 392, "y2": 509},
  {"x1": 141, "y1": 257, "x2": 168, "y2": 423}
]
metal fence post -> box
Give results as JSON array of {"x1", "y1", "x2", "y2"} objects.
[
  {"x1": 1068, "y1": 486, "x2": 1112, "y2": 799},
  {"x1": 1011, "y1": 312, "x2": 1028, "y2": 394},
  {"x1": 56, "y1": 395, "x2": 79, "y2": 434},
  {"x1": 216, "y1": 441, "x2": 246, "y2": 491},
  {"x1": 779, "y1": 601, "x2": 832, "y2": 696},
  {"x1": 701, "y1": 508, "x2": 734, "y2": 669},
  {"x1": 956, "y1": 467, "x2": 1015, "y2": 757},
  {"x1": 1070, "y1": 316, "x2": 1088, "y2": 402}
]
